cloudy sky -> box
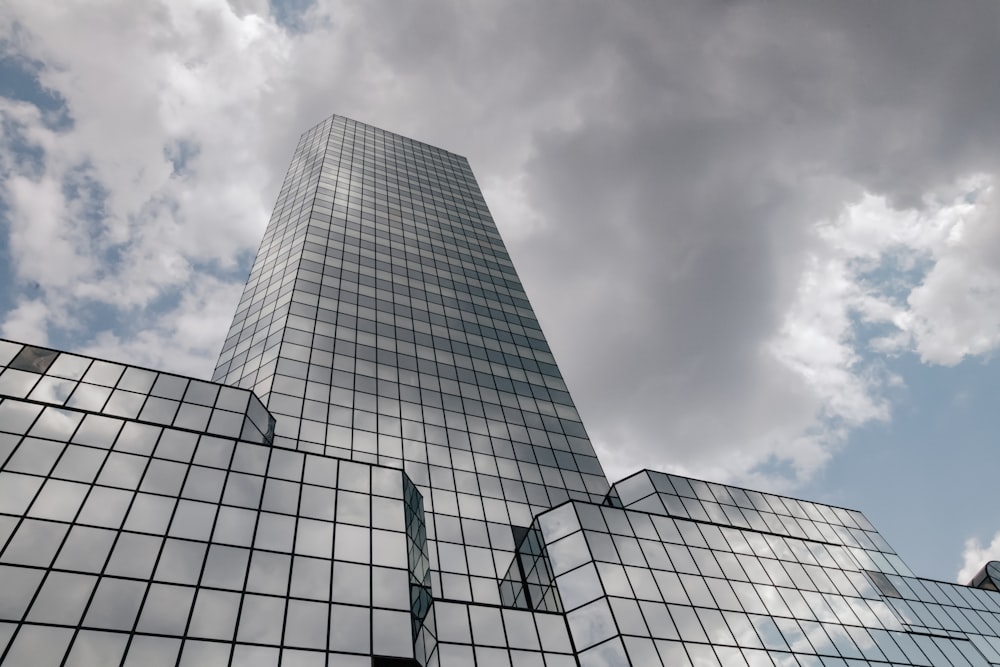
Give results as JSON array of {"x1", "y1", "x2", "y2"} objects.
[{"x1": 2, "y1": 0, "x2": 1000, "y2": 583}]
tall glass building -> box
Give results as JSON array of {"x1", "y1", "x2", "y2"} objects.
[{"x1": 2, "y1": 115, "x2": 1000, "y2": 666}]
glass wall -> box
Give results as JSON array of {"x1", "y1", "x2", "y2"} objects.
[
  {"x1": 0, "y1": 341, "x2": 427, "y2": 666},
  {"x1": 212, "y1": 116, "x2": 610, "y2": 614}
]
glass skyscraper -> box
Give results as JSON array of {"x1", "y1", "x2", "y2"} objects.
[{"x1": 2, "y1": 114, "x2": 1000, "y2": 666}]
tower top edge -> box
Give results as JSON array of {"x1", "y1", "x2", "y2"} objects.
[{"x1": 301, "y1": 113, "x2": 471, "y2": 163}]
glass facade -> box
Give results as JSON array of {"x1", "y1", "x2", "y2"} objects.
[{"x1": 1, "y1": 114, "x2": 998, "y2": 665}]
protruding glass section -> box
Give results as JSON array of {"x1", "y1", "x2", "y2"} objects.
[
  {"x1": 500, "y1": 524, "x2": 563, "y2": 613},
  {"x1": 969, "y1": 561, "x2": 1000, "y2": 592},
  {"x1": 0, "y1": 340, "x2": 274, "y2": 445}
]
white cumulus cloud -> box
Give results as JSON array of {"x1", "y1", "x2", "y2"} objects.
[{"x1": 0, "y1": 0, "x2": 297, "y2": 374}]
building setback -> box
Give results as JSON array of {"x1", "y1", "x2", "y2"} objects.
[{"x1": 1, "y1": 115, "x2": 1000, "y2": 666}]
